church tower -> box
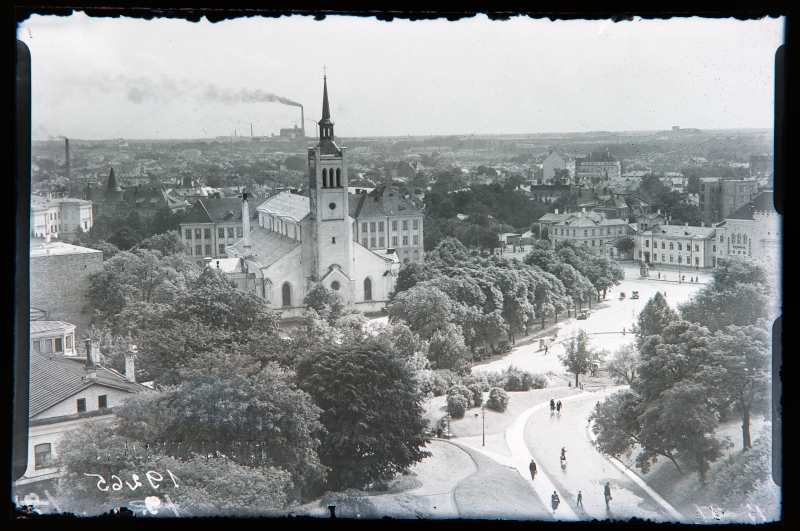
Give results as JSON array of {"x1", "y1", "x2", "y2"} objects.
[{"x1": 307, "y1": 76, "x2": 352, "y2": 283}]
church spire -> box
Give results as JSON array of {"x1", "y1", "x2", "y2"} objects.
[{"x1": 320, "y1": 75, "x2": 331, "y2": 123}]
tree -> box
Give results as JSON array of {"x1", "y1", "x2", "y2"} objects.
[
  {"x1": 54, "y1": 421, "x2": 294, "y2": 517},
  {"x1": 134, "y1": 230, "x2": 186, "y2": 256},
  {"x1": 427, "y1": 323, "x2": 471, "y2": 375},
  {"x1": 559, "y1": 329, "x2": 596, "y2": 388},
  {"x1": 554, "y1": 240, "x2": 625, "y2": 298},
  {"x1": 635, "y1": 292, "x2": 679, "y2": 348},
  {"x1": 107, "y1": 226, "x2": 145, "y2": 251},
  {"x1": 296, "y1": 345, "x2": 431, "y2": 491},
  {"x1": 150, "y1": 206, "x2": 184, "y2": 235},
  {"x1": 303, "y1": 283, "x2": 345, "y2": 324},
  {"x1": 605, "y1": 343, "x2": 640, "y2": 386},
  {"x1": 613, "y1": 236, "x2": 635, "y2": 255}
]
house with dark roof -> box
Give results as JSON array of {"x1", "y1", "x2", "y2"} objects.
[
  {"x1": 179, "y1": 196, "x2": 259, "y2": 264},
  {"x1": 349, "y1": 185, "x2": 424, "y2": 264},
  {"x1": 716, "y1": 191, "x2": 780, "y2": 262},
  {"x1": 548, "y1": 211, "x2": 634, "y2": 259},
  {"x1": 15, "y1": 336, "x2": 151, "y2": 501},
  {"x1": 575, "y1": 150, "x2": 621, "y2": 179},
  {"x1": 221, "y1": 78, "x2": 402, "y2": 318}
]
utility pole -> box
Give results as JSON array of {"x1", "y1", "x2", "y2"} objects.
[{"x1": 482, "y1": 407, "x2": 486, "y2": 446}]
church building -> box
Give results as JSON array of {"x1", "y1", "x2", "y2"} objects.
[{"x1": 221, "y1": 77, "x2": 401, "y2": 317}]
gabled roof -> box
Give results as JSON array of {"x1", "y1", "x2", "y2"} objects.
[
  {"x1": 538, "y1": 213, "x2": 574, "y2": 222},
  {"x1": 226, "y1": 227, "x2": 300, "y2": 269},
  {"x1": 30, "y1": 321, "x2": 74, "y2": 335},
  {"x1": 349, "y1": 186, "x2": 422, "y2": 219},
  {"x1": 29, "y1": 352, "x2": 149, "y2": 418},
  {"x1": 726, "y1": 191, "x2": 775, "y2": 220},
  {"x1": 256, "y1": 192, "x2": 311, "y2": 222},
  {"x1": 182, "y1": 197, "x2": 257, "y2": 224}
]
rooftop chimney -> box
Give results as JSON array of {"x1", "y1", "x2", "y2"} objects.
[
  {"x1": 84, "y1": 339, "x2": 95, "y2": 367},
  {"x1": 242, "y1": 191, "x2": 252, "y2": 256},
  {"x1": 554, "y1": 208, "x2": 559, "y2": 214},
  {"x1": 65, "y1": 138, "x2": 70, "y2": 180}
]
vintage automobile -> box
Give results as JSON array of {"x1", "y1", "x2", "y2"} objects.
[
  {"x1": 493, "y1": 340, "x2": 510, "y2": 355},
  {"x1": 619, "y1": 292, "x2": 626, "y2": 300},
  {"x1": 631, "y1": 291, "x2": 640, "y2": 299},
  {"x1": 576, "y1": 310, "x2": 590, "y2": 320},
  {"x1": 474, "y1": 346, "x2": 489, "y2": 361}
]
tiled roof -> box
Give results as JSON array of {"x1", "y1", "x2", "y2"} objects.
[
  {"x1": 538, "y1": 213, "x2": 574, "y2": 222},
  {"x1": 641, "y1": 224, "x2": 717, "y2": 239},
  {"x1": 726, "y1": 192, "x2": 775, "y2": 220},
  {"x1": 226, "y1": 227, "x2": 300, "y2": 268},
  {"x1": 182, "y1": 197, "x2": 258, "y2": 225},
  {"x1": 30, "y1": 321, "x2": 73, "y2": 335},
  {"x1": 349, "y1": 186, "x2": 421, "y2": 219},
  {"x1": 29, "y1": 353, "x2": 148, "y2": 418},
  {"x1": 256, "y1": 192, "x2": 311, "y2": 222}
]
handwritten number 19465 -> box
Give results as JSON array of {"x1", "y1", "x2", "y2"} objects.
[{"x1": 85, "y1": 470, "x2": 179, "y2": 492}]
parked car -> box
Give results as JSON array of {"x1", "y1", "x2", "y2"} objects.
[
  {"x1": 631, "y1": 291, "x2": 640, "y2": 299},
  {"x1": 577, "y1": 310, "x2": 590, "y2": 320},
  {"x1": 474, "y1": 346, "x2": 489, "y2": 361},
  {"x1": 494, "y1": 340, "x2": 510, "y2": 355},
  {"x1": 619, "y1": 292, "x2": 626, "y2": 300}
]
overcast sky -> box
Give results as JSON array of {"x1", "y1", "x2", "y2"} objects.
[{"x1": 18, "y1": 13, "x2": 784, "y2": 140}]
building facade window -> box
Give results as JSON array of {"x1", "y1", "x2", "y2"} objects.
[
  {"x1": 364, "y1": 278, "x2": 372, "y2": 301},
  {"x1": 713, "y1": 244, "x2": 717, "y2": 252},
  {"x1": 219, "y1": 244, "x2": 226, "y2": 254},
  {"x1": 43, "y1": 339, "x2": 53, "y2": 353},
  {"x1": 584, "y1": 230, "x2": 588, "y2": 237},
  {"x1": 695, "y1": 245, "x2": 700, "y2": 252},
  {"x1": 98, "y1": 395, "x2": 108, "y2": 409},
  {"x1": 662, "y1": 242, "x2": 666, "y2": 249},
  {"x1": 55, "y1": 338, "x2": 63, "y2": 352},
  {"x1": 237, "y1": 227, "x2": 243, "y2": 238},
  {"x1": 218, "y1": 228, "x2": 225, "y2": 238},
  {"x1": 204, "y1": 228, "x2": 211, "y2": 239},
  {"x1": 282, "y1": 283, "x2": 291, "y2": 307},
  {"x1": 77, "y1": 398, "x2": 86, "y2": 413},
  {"x1": 403, "y1": 236, "x2": 409, "y2": 246},
  {"x1": 195, "y1": 245, "x2": 202, "y2": 255},
  {"x1": 370, "y1": 222, "x2": 376, "y2": 232},
  {"x1": 403, "y1": 220, "x2": 409, "y2": 230},
  {"x1": 669, "y1": 242, "x2": 674, "y2": 250},
  {"x1": 362, "y1": 238, "x2": 368, "y2": 247},
  {"x1": 392, "y1": 236, "x2": 398, "y2": 247},
  {"x1": 228, "y1": 228, "x2": 235, "y2": 238},
  {"x1": 205, "y1": 245, "x2": 212, "y2": 255},
  {"x1": 392, "y1": 221, "x2": 398, "y2": 231},
  {"x1": 362, "y1": 223, "x2": 368, "y2": 232},
  {"x1": 379, "y1": 237, "x2": 385, "y2": 247},
  {"x1": 662, "y1": 254, "x2": 666, "y2": 261},
  {"x1": 371, "y1": 237, "x2": 376, "y2": 247},
  {"x1": 645, "y1": 240, "x2": 650, "y2": 247},
  {"x1": 34, "y1": 443, "x2": 51, "y2": 470},
  {"x1": 413, "y1": 219, "x2": 419, "y2": 229},
  {"x1": 413, "y1": 235, "x2": 419, "y2": 245},
  {"x1": 378, "y1": 222, "x2": 384, "y2": 232},
  {"x1": 677, "y1": 243, "x2": 682, "y2": 250},
  {"x1": 185, "y1": 229, "x2": 192, "y2": 239},
  {"x1": 195, "y1": 229, "x2": 202, "y2": 238}
]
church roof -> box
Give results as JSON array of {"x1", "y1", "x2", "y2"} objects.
[
  {"x1": 226, "y1": 227, "x2": 300, "y2": 269},
  {"x1": 256, "y1": 192, "x2": 311, "y2": 222},
  {"x1": 726, "y1": 191, "x2": 775, "y2": 220},
  {"x1": 106, "y1": 168, "x2": 122, "y2": 193},
  {"x1": 349, "y1": 186, "x2": 422, "y2": 219}
]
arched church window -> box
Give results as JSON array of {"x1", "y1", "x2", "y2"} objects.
[
  {"x1": 743, "y1": 234, "x2": 747, "y2": 244},
  {"x1": 282, "y1": 283, "x2": 291, "y2": 307},
  {"x1": 737, "y1": 234, "x2": 741, "y2": 244},
  {"x1": 322, "y1": 168, "x2": 328, "y2": 188},
  {"x1": 336, "y1": 168, "x2": 341, "y2": 187},
  {"x1": 364, "y1": 278, "x2": 372, "y2": 301}
]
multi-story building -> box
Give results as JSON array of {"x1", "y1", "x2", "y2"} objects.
[
  {"x1": 721, "y1": 179, "x2": 759, "y2": 219},
  {"x1": 180, "y1": 196, "x2": 259, "y2": 265},
  {"x1": 716, "y1": 191, "x2": 780, "y2": 262},
  {"x1": 31, "y1": 196, "x2": 93, "y2": 241},
  {"x1": 350, "y1": 185, "x2": 424, "y2": 264},
  {"x1": 575, "y1": 150, "x2": 622, "y2": 180},
  {"x1": 698, "y1": 178, "x2": 723, "y2": 225},
  {"x1": 14, "y1": 336, "x2": 150, "y2": 505},
  {"x1": 30, "y1": 241, "x2": 104, "y2": 338},
  {"x1": 541, "y1": 151, "x2": 566, "y2": 183},
  {"x1": 634, "y1": 223, "x2": 718, "y2": 268},
  {"x1": 749, "y1": 154, "x2": 773, "y2": 180},
  {"x1": 547, "y1": 211, "x2": 634, "y2": 259}
]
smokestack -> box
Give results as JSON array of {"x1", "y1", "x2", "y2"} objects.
[
  {"x1": 65, "y1": 138, "x2": 70, "y2": 180},
  {"x1": 84, "y1": 339, "x2": 95, "y2": 367},
  {"x1": 242, "y1": 191, "x2": 251, "y2": 256},
  {"x1": 250, "y1": 123, "x2": 253, "y2": 137},
  {"x1": 300, "y1": 105, "x2": 305, "y2": 138}
]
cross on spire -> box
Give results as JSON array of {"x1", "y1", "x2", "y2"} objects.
[{"x1": 323, "y1": 65, "x2": 327, "y2": 79}]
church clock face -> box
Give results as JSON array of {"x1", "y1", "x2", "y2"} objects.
[{"x1": 329, "y1": 202, "x2": 337, "y2": 211}]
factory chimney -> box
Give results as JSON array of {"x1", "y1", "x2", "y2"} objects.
[
  {"x1": 300, "y1": 105, "x2": 305, "y2": 138},
  {"x1": 250, "y1": 123, "x2": 253, "y2": 137},
  {"x1": 65, "y1": 138, "x2": 70, "y2": 180},
  {"x1": 242, "y1": 191, "x2": 252, "y2": 256}
]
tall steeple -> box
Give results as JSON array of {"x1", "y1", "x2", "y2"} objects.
[
  {"x1": 317, "y1": 75, "x2": 338, "y2": 150},
  {"x1": 105, "y1": 167, "x2": 124, "y2": 204}
]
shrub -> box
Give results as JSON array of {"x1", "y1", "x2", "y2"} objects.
[
  {"x1": 447, "y1": 384, "x2": 474, "y2": 408},
  {"x1": 447, "y1": 394, "x2": 469, "y2": 418},
  {"x1": 485, "y1": 371, "x2": 505, "y2": 389},
  {"x1": 528, "y1": 373, "x2": 548, "y2": 390},
  {"x1": 486, "y1": 387, "x2": 509, "y2": 412},
  {"x1": 467, "y1": 383, "x2": 484, "y2": 408},
  {"x1": 464, "y1": 372, "x2": 491, "y2": 392},
  {"x1": 319, "y1": 489, "x2": 380, "y2": 519},
  {"x1": 419, "y1": 369, "x2": 462, "y2": 397}
]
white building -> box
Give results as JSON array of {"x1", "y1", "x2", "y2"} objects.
[
  {"x1": 716, "y1": 191, "x2": 780, "y2": 262},
  {"x1": 31, "y1": 196, "x2": 93, "y2": 241}
]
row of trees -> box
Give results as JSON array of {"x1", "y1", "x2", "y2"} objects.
[
  {"x1": 388, "y1": 238, "x2": 572, "y2": 372},
  {"x1": 593, "y1": 258, "x2": 778, "y2": 486}
]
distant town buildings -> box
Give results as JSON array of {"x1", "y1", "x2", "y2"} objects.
[
  {"x1": 698, "y1": 178, "x2": 759, "y2": 226},
  {"x1": 31, "y1": 196, "x2": 93, "y2": 241},
  {"x1": 716, "y1": 191, "x2": 780, "y2": 262},
  {"x1": 180, "y1": 196, "x2": 259, "y2": 265},
  {"x1": 635, "y1": 223, "x2": 718, "y2": 269},
  {"x1": 350, "y1": 185, "x2": 424, "y2": 264},
  {"x1": 749, "y1": 154, "x2": 772, "y2": 180},
  {"x1": 546, "y1": 210, "x2": 634, "y2": 259},
  {"x1": 541, "y1": 151, "x2": 567, "y2": 183},
  {"x1": 575, "y1": 150, "x2": 621, "y2": 180}
]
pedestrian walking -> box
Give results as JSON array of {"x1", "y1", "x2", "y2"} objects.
[
  {"x1": 529, "y1": 460, "x2": 537, "y2": 480},
  {"x1": 550, "y1": 399, "x2": 555, "y2": 411},
  {"x1": 658, "y1": 272, "x2": 661, "y2": 279},
  {"x1": 560, "y1": 447, "x2": 567, "y2": 467},
  {"x1": 544, "y1": 344, "x2": 549, "y2": 355},
  {"x1": 576, "y1": 491, "x2": 583, "y2": 508},
  {"x1": 557, "y1": 400, "x2": 562, "y2": 412},
  {"x1": 604, "y1": 482, "x2": 612, "y2": 508},
  {"x1": 682, "y1": 275, "x2": 685, "y2": 281},
  {"x1": 551, "y1": 491, "x2": 560, "y2": 511}
]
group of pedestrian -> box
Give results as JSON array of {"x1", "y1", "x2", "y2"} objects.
[
  {"x1": 529, "y1": 458, "x2": 613, "y2": 512},
  {"x1": 549, "y1": 399, "x2": 562, "y2": 413}
]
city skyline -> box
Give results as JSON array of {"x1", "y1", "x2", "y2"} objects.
[{"x1": 19, "y1": 13, "x2": 784, "y2": 140}]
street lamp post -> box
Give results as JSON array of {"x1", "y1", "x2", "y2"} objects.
[{"x1": 482, "y1": 407, "x2": 486, "y2": 447}]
